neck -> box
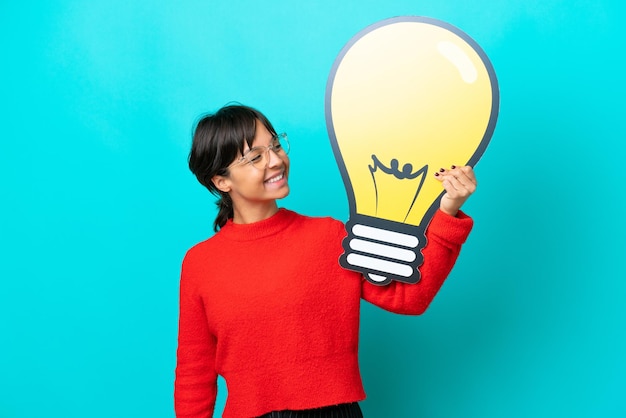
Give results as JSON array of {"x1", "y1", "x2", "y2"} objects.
[{"x1": 232, "y1": 201, "x2": 280, "y2": 225}]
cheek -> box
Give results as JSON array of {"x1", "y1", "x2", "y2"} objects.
[{"x1": 232, "y1": 168, "x2": 262, "y2": 188}]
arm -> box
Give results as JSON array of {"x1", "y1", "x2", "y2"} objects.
[
  {"x1": 174, "y1": 256, "x2": 218, "y2": 418},
  {"x1": 361, "y1": 165, "x2": 477, "y2": 314},
  {"x1": 361, "y1": 209, "x2": 473, "y2": 314}
]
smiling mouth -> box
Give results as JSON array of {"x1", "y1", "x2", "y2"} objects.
[{"x1": 265, "y1": 173, "x2": 285, "y2": 184}]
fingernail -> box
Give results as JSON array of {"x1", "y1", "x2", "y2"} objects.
[
  {"x1": 451, "y1": 165, "x2": 456, "y2": 169},
  {"x1": 439, "y1": 168, "x2": 445, "y2": 172},
  {"x1": 434, "y1": 172, "x2": 440, "y2": 177}
]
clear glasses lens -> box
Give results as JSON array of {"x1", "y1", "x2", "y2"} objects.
[
  {"x1": 275, "y1": 133, "x2": 290, "y2": 155},
  {"x1": 245, "y1": 133, "x2": 289, "y2": 169}
]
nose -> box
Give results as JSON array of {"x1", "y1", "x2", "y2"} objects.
[{"x1": 266, "y1": 147, "x2": 283, "y2": 168}]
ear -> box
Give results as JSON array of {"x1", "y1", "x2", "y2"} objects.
[{"x1": 211, "y1": 175, "x2": 231, "y2": 193}]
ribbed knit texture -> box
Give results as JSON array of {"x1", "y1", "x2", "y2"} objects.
[{"x1": 175, "y1": 209, "x2": 473, "y2": 418}]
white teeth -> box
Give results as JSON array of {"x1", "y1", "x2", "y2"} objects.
[{"x1": 266, "y1": 173, "x2": 284, "y2": 184}]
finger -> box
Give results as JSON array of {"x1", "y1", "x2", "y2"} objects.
[
  {"x1": 457, "y1": 165, "x2": 477, "y2": 185},
  {"x1": 433, "y1": 167, "x2": 447, "y2": 182},
  {"x1": 442, "y1": 172, "x2": 475, "y2": 197},
  {"x1": 442, "y1": 176, "x2": 464, "y2": 197},
  {"x1": 451, "y1": 170, "x2": 477, "y2": 194},
  {"x1": 446, "y1": 165, "x2": 476, "y2": 183},
  {"x1": 439, "y1": 165, "x2": 477, "y2": 190}
]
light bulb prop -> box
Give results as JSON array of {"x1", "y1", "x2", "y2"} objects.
[{"x1": 325, "y1": 16, "x2": 499, "y2": 285}]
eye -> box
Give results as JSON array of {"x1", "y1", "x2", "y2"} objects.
[{"x1": 247, "y1": 150, "x2": 264, "y2": 163}]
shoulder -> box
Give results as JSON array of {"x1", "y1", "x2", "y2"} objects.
[
  {"x1": 282, "y1": 210, "x2": 348, "y2": 249},
  {"x1": 181, "y1": 232, "x2": 223, "y2": 268},
  {"x1": 287, "y1": 210, "x2": 346, "y2": 233}
]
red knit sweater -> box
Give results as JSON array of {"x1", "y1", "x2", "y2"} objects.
[{"x1": 175, "y1": 208, "x2": 473, "y2": 418}]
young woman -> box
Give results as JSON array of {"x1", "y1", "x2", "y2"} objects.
[{"x1": 175, "y1": 105, "x2": 477, "y2": 418}]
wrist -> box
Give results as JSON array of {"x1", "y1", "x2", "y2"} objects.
[{"x1": 439, "y1": 207, "x2": 459, "y2": 217}]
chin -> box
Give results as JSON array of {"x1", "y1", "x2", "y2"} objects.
[{"x1": 277, "y1": 186, "x2": 290, "y2": 199}]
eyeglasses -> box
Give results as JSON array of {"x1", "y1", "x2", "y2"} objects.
[{"x1": 230, "y1": 133, "x2": 290, "y2": 170}]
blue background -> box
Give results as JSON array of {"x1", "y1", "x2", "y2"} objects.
[{"x1": 1, "y1": 1, "x2": 624, "y2": 417}]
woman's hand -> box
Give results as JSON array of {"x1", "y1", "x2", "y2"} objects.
[{"x1": 434, "y1": 165, "x2": 477, "y2": 217}]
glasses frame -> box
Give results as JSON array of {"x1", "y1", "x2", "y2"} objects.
[{"x1": 230, "y1": 132, "x2": 289, "y2": 170}]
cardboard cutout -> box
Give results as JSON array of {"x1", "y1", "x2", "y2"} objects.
[{"x1": 325, "y1": 16, "x2": 499, "y2": 285}]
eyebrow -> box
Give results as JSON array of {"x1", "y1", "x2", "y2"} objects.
[{"x1": 248, "y1": 135, "x2": 277, "y2": 150}]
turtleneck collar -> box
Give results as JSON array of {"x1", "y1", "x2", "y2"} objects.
[{"x1": 217, "y1": 208, "x2": 296, "y2": 241}]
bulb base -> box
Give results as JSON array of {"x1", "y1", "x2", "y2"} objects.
[{"x1": 340, "y1": 214, "x2": 426, "y2": 285}]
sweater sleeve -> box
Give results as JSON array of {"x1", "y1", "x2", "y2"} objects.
[
  {"x1": 360, "y1": 210, "x2": 473, "y2": 315},
  {"x1": 175, "y1": 254, "x2": 218, "y2": 418}
]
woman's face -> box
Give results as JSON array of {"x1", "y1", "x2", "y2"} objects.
[{"x1": 220, "y1": 119, "x2": 290, "y2": 213}]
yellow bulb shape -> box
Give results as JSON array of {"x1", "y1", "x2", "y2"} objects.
[{"x1": 326, "y1": 17, "x2": 498, "y2": 284}]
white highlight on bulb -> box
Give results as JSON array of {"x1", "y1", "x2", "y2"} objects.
[{"x1": 437, "y1": 40, "x2": 477, "y2": 83}]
